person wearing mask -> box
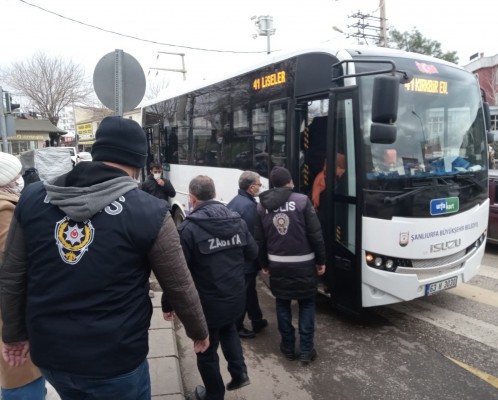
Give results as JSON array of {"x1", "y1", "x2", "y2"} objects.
[
  {"x1": 140, "y1": 161, "x2": 176, "y2": 299},
  {"x1": 227, "y1": 171, "x2": 268, "y2": 339},
  {"x1": 163, "y1": 175, "x2": 258, "y2": 400},
  {"x1": 254, "y1": 166, "x2": 326, "y2": 365},
  {"x1": 0, "y1": 116, "x2": 209, "y2": 400},
  {"x1": 141, "y1": 161, "x2": 176, "y2": 203},
  {"x1": 0, "y1": 152, "x2": 45, "y2": 399}
]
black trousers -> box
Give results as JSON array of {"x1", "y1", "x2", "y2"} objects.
[
  {"x1": 196, "y1": 322, "x2": 247, "y2": 400},
  {"x1": 236, "y1": 272, "x2": 263, "y2": 330}
]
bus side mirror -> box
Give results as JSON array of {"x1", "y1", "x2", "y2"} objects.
[
  {"x1": 370, "y1": 75, "x2": 399, "y2": 144},
  {"x1": 371, "y1": 75, "x2": 399, "y2": 123},
  {"x1": 371, "y1": 123, "x2": 397, "y2": 144}
]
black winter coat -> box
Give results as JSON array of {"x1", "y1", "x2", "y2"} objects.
[
  {"x1": 179, "y1": 200, "x2": 258, "y2": 328},
  {"x1": 227, "y1": 189, "x2": 260, "y2": 274},
  {"x1": 255, "y1": 187, "x2": 326, "y2": 300},
  {"x1": 141, "y1": 175, "x2": 176, "y2": 202}
]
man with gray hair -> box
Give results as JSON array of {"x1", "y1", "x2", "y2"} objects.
[
  {"x1": 164, "y1": 175, "x2": 258, "y2": 400},
  {"x1": 228, "y1": 171, "x2": 268, "y2": 339}
]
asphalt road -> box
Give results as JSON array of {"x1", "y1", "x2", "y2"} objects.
[{"x1": 175, "y1": 244, "x2": 498, "y2": 400}]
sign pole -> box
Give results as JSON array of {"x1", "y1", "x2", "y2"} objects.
[
  {"x1": 115, "y1": 50, "x2": 124, "y2": 116},
  {"x1": 0, "y1": 87, "x2": 9, "y2": 153}
]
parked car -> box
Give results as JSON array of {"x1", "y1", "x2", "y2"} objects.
[
  {"x1": 62, "y1": 146, "x2": 78, "y2": 165},
  {"x1": 488, "y1": 169, "x2": 498, "y2": 244},
  {"x1": 76, "y1": 151, "x2": 92, "y2": 163}
]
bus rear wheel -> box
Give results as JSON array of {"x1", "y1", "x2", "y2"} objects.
[{"x1": 173, "y1": 208, "x2": 185, "y2": 228}]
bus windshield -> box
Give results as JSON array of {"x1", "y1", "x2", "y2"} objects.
[{"x1": 359, "y1": 60, "x2": 487, "y2": 186}]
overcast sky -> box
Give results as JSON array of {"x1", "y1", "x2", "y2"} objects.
[{"x1": 2, "y1": 0, "x2": 496, "y2": 94}]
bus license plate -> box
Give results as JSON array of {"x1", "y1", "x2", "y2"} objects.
[{"x1": 425, "y1": 276, "x2": 458, "y2": 296}]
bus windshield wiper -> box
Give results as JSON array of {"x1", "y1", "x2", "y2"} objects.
[
  {"x1": 454, "y1": 174, "x2": 486, "y2": 191},
  {"x1": 384, "y1": 185, "x2": 436, "y2": 205}
]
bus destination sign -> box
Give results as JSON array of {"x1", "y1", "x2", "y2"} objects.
[
  {"x1": 253, "y1": 70, "x2": 286, "y2": 91},
  {"x1": 404, "y1": 78, "x2": 448, "y2": 95}
]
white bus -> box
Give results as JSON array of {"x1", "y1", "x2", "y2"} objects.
[{"x1": 142, "y1": 46, "x2": 490, "y2": 314}]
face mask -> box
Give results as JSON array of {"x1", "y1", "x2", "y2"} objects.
[
  {"x1": 153, "y1": 173, "x2": 161, "y2": 180},
  {"x1": 15, "y1": 176, "x2": 24, "y2": 193}
]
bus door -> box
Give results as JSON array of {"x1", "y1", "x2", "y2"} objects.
[
  {"x1": 325, "y1": 86, "x2": 363, "y2": 314},
  {"x1": 268, "y1": 100, "x2": 290, "y2": 172}
]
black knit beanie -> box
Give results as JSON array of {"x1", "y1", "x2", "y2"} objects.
[
  {"x1": 270, "y1": 166, "x2": 292, "y2": 188},
  {"x1": 91, "y1": 116, "x2": 147, "y2": 168}
]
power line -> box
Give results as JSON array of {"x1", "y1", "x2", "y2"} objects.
[{"x1": 17, "y1": 0, "x2": 267, "y2": 54}]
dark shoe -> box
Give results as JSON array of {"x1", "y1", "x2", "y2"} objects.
[
  {"x1": 299, "y1": 349, "x2": 317, "y2": 365},
  {"x1": 252, "y1": 318, "x2": 268, "y2": 333},
  {"x1": 226, "y1": 372, "x2": 250, "y2": 391},
  {"x1": 194, "y1": 385, "x2": 206, "y2": 400},
  {"x1": 238, "y1": 327, "x2": 256, "y2": 339},
  {"x1": 279, "y1": 344, "x2": 295, "y2": 361}
]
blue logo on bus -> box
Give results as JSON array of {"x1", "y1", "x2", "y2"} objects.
[{"x1": 430, "y1": 197, "x2": 459, "y2": 216}]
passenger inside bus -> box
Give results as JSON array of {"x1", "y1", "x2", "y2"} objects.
[{"x1": 311, "y1": 153, "x2": 346, "y2": 209}]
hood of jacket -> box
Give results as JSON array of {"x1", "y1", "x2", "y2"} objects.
[
  {"x1": 186, "y1": 200, "x2": 245, "y2": 239},
  {"x1": 0, "y1": 191, "x2": 19, "y2": 205},
  {"x1": 43, "y1": 162, "x2": 138, "y2": 222},
  {"x1": 258, "y1": 187, "x2": 293, "y2": 211}
]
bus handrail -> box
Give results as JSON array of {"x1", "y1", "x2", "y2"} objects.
[{"x1": 332, "y1": 59, "x2": 411, "y2": 83}]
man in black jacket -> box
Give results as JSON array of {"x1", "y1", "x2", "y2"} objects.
[
  {"x1": 163, "y1": 175, "x2": 258, "y2": 400},
  {"x1": 140, "y1": 161, "x2": 176, "y2": 202},
  {"x1": 0, "y1": 116, "x2": 209, "y2": 399},
  {"x1": 254, "y1": 166, "x2": 326, "y2": 365},
  {"x1": 227, "y1": 171, "x2": 268, "y2": 339}
]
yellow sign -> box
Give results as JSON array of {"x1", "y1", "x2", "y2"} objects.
[
  {"x1": 77, "y1": 123, "x2": 93, "y2": 136},
  {"x1": 404, "y1": 78, "x2": 448, "y2": 94},
  {"x1": 253, "y1": 71, "x2": 286, "y2": 91}
]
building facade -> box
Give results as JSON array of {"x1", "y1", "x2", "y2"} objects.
[
  {"x1": 7, "y1": 118, "x2": 67, "y2": 155},
  {"x1": 463, "y1": 54, "x2": 498, "y2": 132}
]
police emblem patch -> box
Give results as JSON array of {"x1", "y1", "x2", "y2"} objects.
[
  {"x1": 273, "y1": 213, "x2": 290, "y2": 235},
  {"x1": 54, "y1": 217, "x2": 95, "y2": 265}
]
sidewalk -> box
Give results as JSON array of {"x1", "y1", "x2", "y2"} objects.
[{"x1": 148, "y1": 293, "x2": 184, "y2": 400}]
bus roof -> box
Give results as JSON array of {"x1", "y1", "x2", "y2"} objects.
[{"x1": 142, "y1": 45, "x2": 465, "y2": 107}]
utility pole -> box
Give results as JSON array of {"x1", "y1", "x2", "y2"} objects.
[
  {"x1": 380, "y1": 0, "x2": 387, "y2": 47},
  {"x1": 149, "y1": 52, "x2": 187, "y2": 81},
  {"x1": 0, "y1": 88, "x2": 8, "y2": 153},
  {"x1": 0, "y1": 88, "x2": 19, "y2": 153},
  {"x1": 252, "y1": 15, "x2": 276, "y2": 55},
  {"x1": 348, "y1": 1, "x2": 388, "y2": 47}
]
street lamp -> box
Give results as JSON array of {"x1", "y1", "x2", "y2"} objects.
[{"x1": 251, "y1": 15, "x2": 276, "y2": 55}]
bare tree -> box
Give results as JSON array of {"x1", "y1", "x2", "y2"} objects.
[
  {"x1": 0, "y1": 52, "x2": 93, "y2": 125},
  {"x1": 144, "y1": 77, "x2": 170, "y2": 102}
]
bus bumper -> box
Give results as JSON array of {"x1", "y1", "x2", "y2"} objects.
[{"x1": 361, "y1": 239, "x2": 486, "y2": 307}]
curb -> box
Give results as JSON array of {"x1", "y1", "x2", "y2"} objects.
[{"x1": 149, "y1": 294, "x2": 185, "y2": 399}]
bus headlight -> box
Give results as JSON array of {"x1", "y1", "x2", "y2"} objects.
[{"x1": 365, "y1": 252, "x2": 411, "y2": 272}]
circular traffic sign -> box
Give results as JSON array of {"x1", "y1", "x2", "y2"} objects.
[{"x1": 93, "y1": 50, "x2": 146, "y2": 113}]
